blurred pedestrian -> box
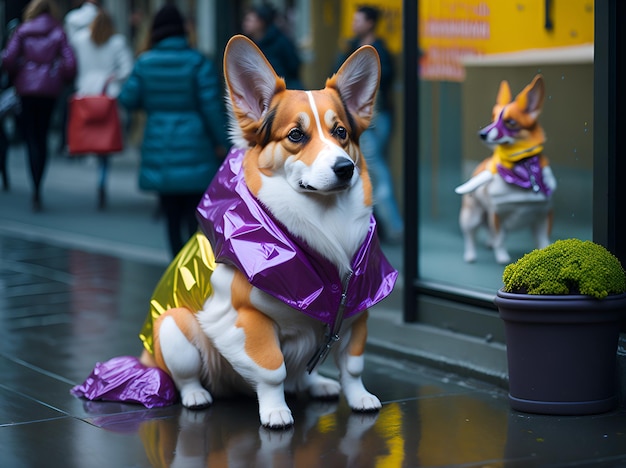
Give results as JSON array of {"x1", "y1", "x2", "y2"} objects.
[
  {"x1": 0, "y1": 18, "x2": 20, "y2": 192},
  {"x1": 64, "y1": 0, "x2": 99, "y2": 40},
  {"x1": 69, "y1": 7, "x2": 133, "y2": 210},
  {"x1": 59, "y1": 0, "x2": 100, "y2": 157},
  {"x1": 1, "y1": 0, "x2": 76, "y2": 211},
  {"x1": 0, "y1": 71, "x2": 8, "y2": 191},
  {"x1": 334, "y1": 5, "x2": 403, "y2": 243},
  {"x1": 118, "y1": 4, "x2": 229, "y2": 258},
  {"x1": 241, "y1": 3, "x2": 303, "y2": 89}
]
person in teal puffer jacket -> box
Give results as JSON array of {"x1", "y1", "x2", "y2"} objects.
[{"x1": 118, "y1": 4, "x2": 228, "y2": 258}]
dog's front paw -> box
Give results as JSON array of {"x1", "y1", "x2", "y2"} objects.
[
  {"x1": 463, "y1": 250, "x2": 477, "y2": 263},
  {"x1": 308, "y1": 374, "x2": 341, "y2": 400},
  {"x1": 494, "y1": 249, "x2": 511, "y2": 265},
  {"x1": 180, "y1": 385, "x2": 213, "y2": 409},
  {"x1": 260, "y1": 406, "x2": 294, "y2": 430},
  {"x1": 347, "y1": 391, "x2": 382, "y2": 413}
]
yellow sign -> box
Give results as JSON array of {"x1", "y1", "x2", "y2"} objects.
[
  {"x1": 419, "y1": 0, "x2": 594, "y2": 81},
  {"x1": 337, "y1": 1, "x2": 593, "y2": 81}
]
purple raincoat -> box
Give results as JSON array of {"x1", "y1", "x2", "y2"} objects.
[
  {"x1": 196, "y1": 148, "x2": 398, "y2": 326},
  {"x1": 70, "y1": 356, "x2": 177, "y2": 408},
  {"x1": 496, "y1": 155, "x2": 552, "y2": 196}
]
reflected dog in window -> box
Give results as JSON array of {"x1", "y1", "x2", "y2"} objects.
[{"x1": 455, "y1": 75, "x2": 557, "y2": 264}]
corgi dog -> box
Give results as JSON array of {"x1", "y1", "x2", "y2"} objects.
[
  {"x1": 455, "y1": 74, "x2": 557, "y2": 264},
  {"x1": 137, "y1": 36, "x2": 397, "y2": 429}
]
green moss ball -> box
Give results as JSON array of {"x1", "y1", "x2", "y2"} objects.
[{"x1": 502, "y1": 239, "x2": 626, "y2": 299}]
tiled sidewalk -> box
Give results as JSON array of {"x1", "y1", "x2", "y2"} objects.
[{"x1": 1, "y1": 234, "x2": 626, "y2": 467}]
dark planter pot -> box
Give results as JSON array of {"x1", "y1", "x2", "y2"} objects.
[{"x1": 495, "y1": 290, "x2": 626, "y2": 415}]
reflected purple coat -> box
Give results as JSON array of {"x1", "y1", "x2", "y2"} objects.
[
  {"x1": 496, "y1": 155, "x2": 552, "y2": 196},
  {"x1": 196, "y1": 148, "x2": 398, "y2": 325}
]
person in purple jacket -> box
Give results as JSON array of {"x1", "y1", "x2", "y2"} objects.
[{"x1": 1, "y1": 0, "x2": 76, "y2": 211}]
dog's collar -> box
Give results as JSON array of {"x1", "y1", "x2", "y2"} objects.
[
  {"x1": 490, "y1": 143, "x2": 544, "y2": 171},
  {"x1": 196, "y1": 147, "x2": 398, "y2": 326}
]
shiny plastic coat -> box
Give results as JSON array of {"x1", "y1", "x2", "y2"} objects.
[
  {"x1": 196, "y1": 148, "x2": 398, "y2": 326},
  {"x1": 70, "y1": 356, "x2": 177, "y2": 408}
]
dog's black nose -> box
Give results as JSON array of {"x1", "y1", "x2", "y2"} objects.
[
  {"x1": 479, "y1": 130, "x2": 488, "y2": 140},
  {"x1": 333, "y1": 158, "x2": 354, "y2": 181}
]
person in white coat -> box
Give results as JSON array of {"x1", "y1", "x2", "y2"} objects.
[
  {"x1": 69, "y1": 7, "x2": 133, "y2": 209},
  {"x1": 64, "y1": 0, "x2": 99, "y2": 41}
]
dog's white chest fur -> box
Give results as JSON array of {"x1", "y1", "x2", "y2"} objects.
[{"x1": 257, "y1": 174, "x2": 371, "y2": 278}]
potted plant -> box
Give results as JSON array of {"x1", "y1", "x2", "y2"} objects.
[{"x1": 494, "y1": 238, "x2": 626, "y2": 415}]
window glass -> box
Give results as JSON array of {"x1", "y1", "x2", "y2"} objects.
[{"x1": 418, "y1": 0, "x2": 594, "y2": 295}]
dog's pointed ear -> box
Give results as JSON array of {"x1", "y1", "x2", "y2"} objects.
[
  {"x1": 516, "y1": 74, "x2": 545, "y2": 120},
  {"x1": 224, "y1": 35, "x2": 286, "y2": 140},
  {"x1": 496, "y1": 80, "x2": 512, "y2": 106},
  {"x1": 326, "y1": 45, "x2": 380, "y2": 134}
]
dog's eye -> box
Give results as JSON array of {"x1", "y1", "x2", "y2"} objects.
[
  {"x1": 504, "y1": 119, "x2": 518, "y2": 129},
  {"x1": 333, "y1": 126, "x2": 347, "y2": 140},
  {"x1": 288, "y1": 128, "x2": 305, "y2": 143}
]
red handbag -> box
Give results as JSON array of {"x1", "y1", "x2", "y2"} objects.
[{"x1": 67, "y1": 78, "x2": 123, "y2": 155}]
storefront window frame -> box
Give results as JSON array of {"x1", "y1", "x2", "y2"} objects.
[{"x1": 402, "y1": 0, "x2": 625, "y2": 328}]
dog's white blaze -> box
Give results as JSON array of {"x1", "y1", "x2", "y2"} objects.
[
  {"x1": 306, "y1": 91, "x2": 332, "y2": 146},
  {"x1": 306, "y1": 91, "x2": 358, "y2": 164}
]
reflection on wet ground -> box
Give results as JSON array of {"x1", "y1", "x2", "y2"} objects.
[{"x1": 1, "y1": 234, "x2": 625, "y2": 467}]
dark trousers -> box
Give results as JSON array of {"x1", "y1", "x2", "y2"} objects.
[
  {"x1": 18, "y1": 96, "x2": 57, "y2": 201},
  {"x1": 159, "y1": 192, "x2": 203, "y2": 258},
  {"x1": 0, "y1": 117, "x2": 8, "y2": 190}
]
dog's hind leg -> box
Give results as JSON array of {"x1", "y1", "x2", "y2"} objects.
[
  {"x1": 337, "y1": 312, "x2": 381, "y2": 412},
  {"x1": 489, "y1": 213, "x2": 511, "y2": 264},
  {"x1": 533, "y1": 211, "x2": 552, "y2": 250},
  {"x1": 459, "y1": 194, "x2": 483, "y2": 262},
  {"x1": 154, "y1": 308, "x2": 213, "y2": 409}
]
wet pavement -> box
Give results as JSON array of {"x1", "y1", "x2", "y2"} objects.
[{"x1": 1, "y1": 145, "x2": 626, "y2": 466}]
